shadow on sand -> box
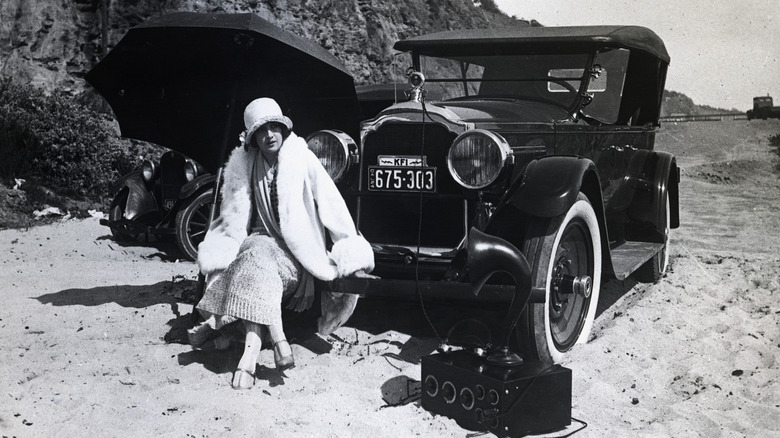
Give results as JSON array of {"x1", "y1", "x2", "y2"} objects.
[
  {"x1": 95, "y1": 234, "x2": 186, "y2": 262},
  {"x1": 35, "y1": 280, "x2": 191, "y2": 310},
  {"x1": 33, "y1": 274, "x2": 637, "y2": 389},
  {"x1": 346, "y1": 275, "x2": 638, "y2": 365}
]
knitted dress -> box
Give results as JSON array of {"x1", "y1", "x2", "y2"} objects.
[{"x1": 196, "y1": 161, "x2": 301, "y2": 329}]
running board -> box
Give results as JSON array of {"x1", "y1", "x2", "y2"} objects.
[{"x1": 610, "y1": 241, "x2": 665, "y2": 280}]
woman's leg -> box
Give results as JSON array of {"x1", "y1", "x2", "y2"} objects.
[
  {"x1": 267, "y1": 324, "x2": 294, "y2": 370},
  {"x1": 267, "y1": 324, "x2": 285, "y2": 344},
  {"x1": 232, "y1": 321, "x2": 265, "y2": 389}
]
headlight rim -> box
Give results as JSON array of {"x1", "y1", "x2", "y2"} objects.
[
  {"x1": 141, "y1": 159, "x2": 157, "y2": 183},
  {"x1": 305, "y1": 129, "x2": 356, "y2": 183},
  {"x1": 183, "y1": 160, "x2": 198, "y2": 182},
  {"x1": 447, "y1": 129, "x2": 513, "y2": 190}
]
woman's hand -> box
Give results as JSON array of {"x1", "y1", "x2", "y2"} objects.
[{"x1": 351, "y1": 270, "x2": 379, "y2": 279}]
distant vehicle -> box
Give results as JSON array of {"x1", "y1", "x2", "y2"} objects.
[
  {"x1": 306, "y1": 25, "x2": 680, "y2": 363},
  {"x1": 747, "y1": 95, "x2": 780, "y2": 120}
]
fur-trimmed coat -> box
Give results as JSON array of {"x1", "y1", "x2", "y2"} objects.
[{"x1": 197, "y1": 132, "x2": 374, "y2": 281}]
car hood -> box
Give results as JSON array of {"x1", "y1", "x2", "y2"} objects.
[
  {"x1": 361, "y1": 99, "x2": 576, "y2": 135},
  {"x1": 431, "y1": 99, "x2": 572, "y2": 124}
]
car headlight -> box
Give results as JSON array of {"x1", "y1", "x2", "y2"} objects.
[
  {"x1": 184, "y1": 160, "x2": 198, "y2": 182},
  {"x1": 447, "y1": 129, "x2": 513, "y2": 190},
  {"x1": 141, "y1": 160, "x2": 157, "y2": 182},
  {"x1": 305, "y1": 130, "x2": 356, "y2": 182}
]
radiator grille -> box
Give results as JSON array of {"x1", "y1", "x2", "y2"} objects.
[
  {"x1": 359, "y1": 123, "x2": 468, "y2": 248},
  {"x1": 159, "y1": 153, "x2": 187, "y2": 209}
]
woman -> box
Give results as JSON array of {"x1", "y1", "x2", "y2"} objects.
[{"x1": 189, "y1": 97, "x2": 374, "y2": 389}]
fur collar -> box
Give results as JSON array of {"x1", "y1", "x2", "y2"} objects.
[{"x1": 197, "y1": 132, "x2": 373, "y2": 281}]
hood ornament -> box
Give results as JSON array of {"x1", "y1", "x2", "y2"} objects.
[{"x1": 406, "y1": 68, "x2": 426, "y2": 102}]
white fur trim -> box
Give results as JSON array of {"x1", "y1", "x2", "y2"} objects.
[
  {"x1": 196, "y1": 131, "x2": 375, "y2": 282},
  {"x1": 197, "y1": 236, "x2": 240, "y2": 275},
  {"x1": 196, "y1": 147, "x2": 253, "y2": 275},
  {"x1": 330, "y1": 234, "x2": 375, "y2": 277},
  {"x1": 276, "y1": 135, "x2": 339, "y2": 280}
]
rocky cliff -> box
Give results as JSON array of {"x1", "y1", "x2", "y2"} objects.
[{"x1": 0, "y1": 0, "x2": 525, "y2": 100}]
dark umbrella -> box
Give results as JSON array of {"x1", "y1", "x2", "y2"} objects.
[{"x1": 86, "y1": 12, "x2": 363, "y2": 172}]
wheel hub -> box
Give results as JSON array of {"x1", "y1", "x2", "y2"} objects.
[
  {"x1": 561, "y1": 274, "x2": 592, "y2": 298},
  {"x1": 551, "y1": 256, "x2": 592, "y2": 311}
]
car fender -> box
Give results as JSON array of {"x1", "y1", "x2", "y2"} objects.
[
  {"x1": 109, "y1": 169, "x2": 143, "y2": 195},
  {"x1": 179, "y1": 174, "x2": 217, "y2": 200},
  {"x1": 626, "y1": 151, "x2": 679, "y2": 241},
  {"x1": 111, "y1": 171, "x2": 158, "y2": 220},
  {"x1": 652, "y1": 152, "x2": 679, "y2": 229},
  {"x1": 504, "y1": 155, "x2": 601, "y2": 218},
  {"x1": 485, "y1": 155, "x2": 614, "y2": 278}
]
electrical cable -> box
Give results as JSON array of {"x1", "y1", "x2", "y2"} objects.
[
  {"x1": 554, "y1": 417, "x2": 588, "y2": 437},
  {"x1": 414, "y1": 94, "x2": 444, "y2": 343},
  {"x1": 445, "y1": 318, "x2": 492, "y2": 350}
]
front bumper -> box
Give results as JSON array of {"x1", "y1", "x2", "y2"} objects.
[
  {"x1": 319, "y1": 228, "x2": 546, "y2": 315},
  {"x1": 321, "y1": 228, "x2": 545, "y2": 305},
  {"x1": 319, "y1": 276, "x2": 518, "y2": 302}
]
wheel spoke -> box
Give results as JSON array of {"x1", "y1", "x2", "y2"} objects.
[
  {"x1": 189, "y1": 220, "x2": 207, "y2": 229},
  {"x1": 190, "y1": 229, "x2": 207, "y2": 239},
  {"x1": 194, "y1": 209, "x2": 210, "y2": 222}
]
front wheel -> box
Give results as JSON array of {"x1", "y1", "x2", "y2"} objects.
[
  {"x1": 175, "y1": 190, "x2": 214, "y2": 261},
  {"x1": 520, "y1": 193, "x2": 602, "y2": 363}
]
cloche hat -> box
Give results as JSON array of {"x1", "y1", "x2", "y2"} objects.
[{"x1": 241, "y1": 98, "x2": 293, "y2": 147}]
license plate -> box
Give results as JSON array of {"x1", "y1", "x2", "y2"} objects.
[{"x1": 368, "y1": 166, "x2": 436, "y2": 192}]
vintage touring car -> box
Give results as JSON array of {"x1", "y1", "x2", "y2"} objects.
[
  {"x1": 305, "y1": 25, "x2": 679, "y2": 363},
  {"x1": 100, "y1": 149, "x2": 216, "y2": 260}
]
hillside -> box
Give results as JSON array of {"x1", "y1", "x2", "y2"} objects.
[
  {"x1": 661, "y1": 90, "x2": 738, "y2": 116},
  {"x1": 2, "y1": 0, "x2": 734, "y2": 121},
  {"x1": 1, "y1": 0, "x2": 725, "y2": 115},
  {"x1": 0, "y1": 0, "x2": 523, "y2": 102}
]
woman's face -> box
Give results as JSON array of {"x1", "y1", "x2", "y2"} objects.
[{"x1": 252, "y1": 122, "x2": 285, "y2": 157}]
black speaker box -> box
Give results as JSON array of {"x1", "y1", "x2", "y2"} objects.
[{"x1": 421, "y1": 350, "x2": 571, "y2": 437}]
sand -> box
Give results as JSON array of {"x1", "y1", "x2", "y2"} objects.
[{"x1": 1, "y1": 119, "x2": 778, "y2": 437}]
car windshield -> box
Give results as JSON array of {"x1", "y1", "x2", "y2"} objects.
[{"x1": 416, "y1": 49, "x2": 630, "y2": 122}]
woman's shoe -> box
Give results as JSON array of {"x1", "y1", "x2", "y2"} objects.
[
  {"x1": 273, "y1": 340, "x2": 295, "y2": 371},
  {"x1": 232, "y1": 368, "x2": 255, "y2": 390}
]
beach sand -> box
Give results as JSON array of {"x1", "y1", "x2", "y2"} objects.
[{"x1": 1, "y1": 119, "x2": 778, "y2": 437}]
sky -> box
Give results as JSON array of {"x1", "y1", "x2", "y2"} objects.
[{"x1": 493, "y1": 0, "x2": 778, "y2": 111}]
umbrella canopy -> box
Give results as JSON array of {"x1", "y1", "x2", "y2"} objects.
[{"x1": 86, "y1": 12, "x2": 363, "y2": 172}]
